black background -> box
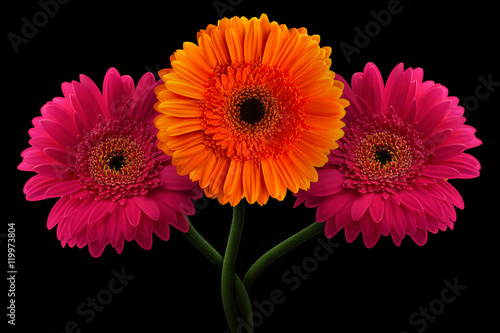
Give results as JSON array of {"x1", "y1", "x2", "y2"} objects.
[{"x1": 4, "y1": 0, "x2": 499, "y2": 332}]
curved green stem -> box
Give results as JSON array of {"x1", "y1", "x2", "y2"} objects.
[
  {"x1": 221, "y1": 201, "x2": 246, "y2": 333},
  {"x1": 185, "y1": 214, "x2": 252, "y2": 333},
  {"x1": 185, "y1": 216, "x2": 224, "y2": 268},
  {"x1": 243, "y1": 221, "x2": 325, "y2": 289}
]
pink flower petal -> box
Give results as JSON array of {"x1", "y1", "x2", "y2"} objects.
[
  {"x1": 405, "y1": 98, "x2": 417, "y2": 124},
  {"x1": 307, "y1": 169, "x2": 345, "y2": 196},
  {"x1": 402, "y1": 206, "x2": 417, "y2": 236},
  {"x1": 316, "y1": 190, "x2": 355, "y2": 222},
  {"x1": 422, "y1": 165, "x2": 461, "y2": 178},
  {"x1": 359, "y1": 214, "x2": 381, "y2": 249},
  {"x1": 358, "y1": 63, "x2": 385, "y2": 115},
  {"x1": 427, "y1": 216, "x2": 439, "y2": 234},
  {"x1": 133, "y1": 195, "x2": 160, "y2": 221},
  {"x1": 135, "y1": 218, "x2": 154, "y2": 250},
  {"x1": 156, "y1": 189, "x2": 195, "y2": 215},
  {"x1": 47, "y1": 196, "x2": 73, "y2": 229},
  {"x1": 33, "y1": 163, "x2": 70, "y2": 180},
  {"x1": 89, "y1": 199, "x2": 115, "y2": 224},
  {"x1": 384, "y1": 63, "x2": 404, "y2": 110},
  {"x1": 335, "y1": 203, "x2": 354, "y2": 230},
  {"x1": 127, "y1": 73, "x2": 159, "y2": 121},
  {"x1": 107, "y1": 211, "x2": 124, "y2": 250},
  {"x1": 437, "y1": 154, "x2": 480, "y2": 179},
  {"x1": 432, "y1": 180, "x2": 464, "y2": 209},
  {"x1": 44, "y1": 147, "x2": 75, "y2": 166},
  {"x1": 103, "y1": 68, "x2": 134, "y2": 119},
  {"x1": 388, "y1": 202, "x2": 405, "y2": 241},
  {"x1": 428, "y1": 144, "x2": 467, "y2": 163},
  {"x1": 416, "y1": 85, "x2": 446, "y2": 121},
  {"x1": 417, "y1": 100, "x2": 451, "y2": 135},
  {"x1": 411, "y1": 228, "x2": 428, "y2": 246},
  {"x1": 24, "y1": 175, "x2": 60, "y2": 201},
  {"x1": 422, "y1": 128, "x2": 453, "y2": 151},
  {"x1": 97, "y1": 216, "x2": 110, "y2": 246},
  {"x1": 335, "y1": 74, "x2": 361, "y2": 122},
  {"x1": 344, "y1": 221, "x2": 360, "y2": 243},
  {"x1": 68, "y1": 204, "x2": 92, "y2": 235},
  {"x1": 368, "y1": 193, "x2": 385, "y2": 223},
  {"x1": 412, "y1": 186, "x2": 444, "y2": 220},
  {"x1": 376, "y1": 200, "x2": 395, "y2": 236},
  {"x1": 414, "y1": 210, "x2": 427, "y2": 230},
  {"x1": 117, "y1": 206, "x2": 137, "y2": 241},
  {"x1": 124, "y1": 198, "x2": 142, "y2": 227},
  {"x1": 154, "y1": 220, "x2": 171, "y2": 241},
  {"x1": 40, "y1": 119, "x2": 79, "y2": 148},
  {"x1": 86, "y1": 222, "x2": 99, "y2": 243},
  {"x1": 44, "y1": 180, "x2": 82, "y2": 198},
  {"x1": 41, "y1": 103, "x2": 76, "y2": 131},
  {"x1": 73, "y1": 228, "x2": 87, "y2": 249},
  {"x1": 88, "y1": 240, "x2": 105, "y2": 258},
  {"x1": 351, "y1": 192, "x2": 374, "y2": 221},
  {"x1": 79, "y1": 73, "x2": 106, "y2": 119},
  {"x1": 169, "y1": 210, "x2": 190, "y2": 233},
  {"x1": 159, "y1": 165, "x2": 199, "y2": 190},
  {"x1": 394, "y1": 190, "x2": 423, "y2": 212},
  {"x1": 325, "y1": 219, "x2": 341, "y2": 238},
  {"x1": 155, "y1": 194, "x2": 176, "y2": 219}
]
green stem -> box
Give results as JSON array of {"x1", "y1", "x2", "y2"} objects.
[
  {"x1": 185, "y1": 216, "x2": 224, "y2": 268},
  {"x1": 243, "y1": 221, "x2": 325, "y2": 289},
  {"x1": 185, "y1": 214, "x2": 253, "y2": 333},
  {"x1": 221, "y1": 201, "x2": 246, "y2": 333}
]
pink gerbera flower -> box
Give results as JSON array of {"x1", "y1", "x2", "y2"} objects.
[
  {"x1": 18, "y1": 68, "x2": 203, "y2": 257},
  {"x1": 295, "y1": 63, "x2": 481, "y2": 247}
]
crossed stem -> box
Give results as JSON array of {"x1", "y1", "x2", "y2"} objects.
[{"x1": 184, "y1": 204, "x2": 324, "y2": 333}]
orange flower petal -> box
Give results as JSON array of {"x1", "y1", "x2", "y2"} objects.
[
  {"x1": 300, "y1": 77, "x2": 333, "y2": 98},
  {"x1": 207, "y1": 157, "x2": 231, "y2": 195},
  {"x1": 157, "y1": 99, "x2": 201, "y2": 117},
  {"x1": 243, "y1": 161, "x2": 261, "y2": 204},
  {"x1": 167, "y1": 131, "x2": 203, "y2": 151},
  {"x1": 306, "y1": 99, "x2": 344, "y2": 117},
  {"x1": 198, "y1": 34, "x2": 220, "y2": 69},
  {"x1": 261, "y1": 158, "x2": 282, "y2": 199},
  {"x1": 223, "y1": 159, "x2": 243, "y2": 196},
  {"x1": 165, "y1": 118, "x2": 202, "y2": 136},
  {"x1": 262, "y1": 26, "x2": 284, "y2": 66},
  {"x1": 225, "y1": 26, "x2": 244, "y2": 64},
  {"x1": 171, "y1": 60, "x2": 208, "y2": 87},
  {"x1": 243, "y1": 18, "x2": 263, "y2": 63},
  {"x1": 165, "y1": 79, "x2": 204, "y2": 100},
  {"x1": 173, "y1": 144, "x2": 210, "y2": 175}
]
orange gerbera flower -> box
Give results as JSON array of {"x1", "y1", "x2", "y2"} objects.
[{"x1": 154, "y1": 14, "x2": 348, "y2": 206}]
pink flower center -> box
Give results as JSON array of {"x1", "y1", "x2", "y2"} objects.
[
  {"x1": 340, "y1": 112, "x2": 427, "y2": 194},
  {"x1": 74, "y1": 118, "x2": 163, "y2": 200}
]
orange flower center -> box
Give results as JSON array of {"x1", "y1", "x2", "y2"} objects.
[
  {"x1": 226, "y1": 85, "x2": 279, "y2": 133},
  {"x1": 201, "y1": 62, "x2": 307, "y2": 163},
  {"x1": 237, "y1": 96, "x2": 266, "y2": 125}
]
